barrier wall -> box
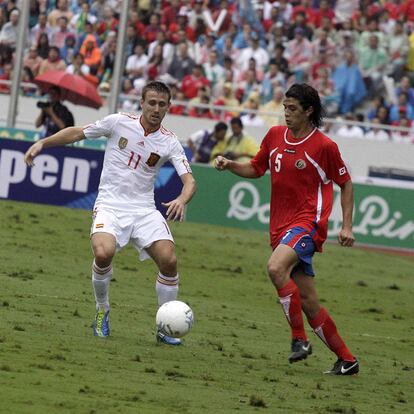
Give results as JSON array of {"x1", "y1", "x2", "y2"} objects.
[
  {"x1": 187, "y1": 165, "x2": 414, "y2": 253},
  {"x1": 1, "y1": 135, "x2": 413, "y2": 253}
]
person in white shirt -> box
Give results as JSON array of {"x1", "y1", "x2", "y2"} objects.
[
  {"x1": 125, "y1": 43, "x2": 149, "y2": 81},
  {"x1": 334, "y1": 113, "x2": 365, "y2": 139},
  {"x1": 24, "y1": 81, "x2": 196, "y2": 346}
]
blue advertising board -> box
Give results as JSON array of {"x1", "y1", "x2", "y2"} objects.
[{"x1": 0, "y1": 138, "x2": 184, "y2": 216}]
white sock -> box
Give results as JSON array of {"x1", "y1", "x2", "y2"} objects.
[
  {"x1": 156, "y1": 272, "x2": 179, "y2": 306},
  {"x1": 92, "y1": 260, "x2": 113, "y2": 311}
]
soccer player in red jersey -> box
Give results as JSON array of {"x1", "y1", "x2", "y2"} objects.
[{"x1": 215, "y1": 83, "x2": 359, "y2": 375}]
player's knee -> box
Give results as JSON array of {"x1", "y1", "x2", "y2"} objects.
[
  {"x1": 159, "y1": 253, "x2": 177, "y2": 276},
  {"x1": 267, "y1": 261, "x2": 288, "y2": 286},
  {"x1": 94, "y1": 245, "x2": 114, "y2": 267}
]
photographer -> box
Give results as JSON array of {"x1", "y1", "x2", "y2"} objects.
[{"x1": 35, "y1": 86, "x2": 74, "y2": 138}]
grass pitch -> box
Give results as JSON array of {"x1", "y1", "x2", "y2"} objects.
[{"x1": 1, "y1": 200, "x2": 413, "y2": 414}]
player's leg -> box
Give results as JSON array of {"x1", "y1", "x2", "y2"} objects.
[
  {"x1": 146, "y1": 239, "x2": 179, "y2": 306},
  {"x1": 131, "y1": 211, "x2": 181, "y2": 345},
  {"x1": 90, "y1": 232, "x2": 116, "y2": 338},
  {"x1": 267, "y1": 242, "x2": 311, "y2": 362},
  {"x1": 293, "y1": 270, "x2": 359, "y2": 375}
]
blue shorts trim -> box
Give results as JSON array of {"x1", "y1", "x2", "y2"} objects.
[{"x1": 279, "y1": 227, "x2": 316, "y2": 276}]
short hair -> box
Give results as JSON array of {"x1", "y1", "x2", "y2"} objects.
[
  {"x1": 214, "y1": 122, "x2": 228, "y2": 133},
  {"x1": 230, "y1": 117, "x2": 243, "y2": 128},
  {"x1": 285, "y1": 83, "x2": 324, "y2": 128},
  {"x1": 142, "y1": 81, "x2": 171, "y2": 102}
]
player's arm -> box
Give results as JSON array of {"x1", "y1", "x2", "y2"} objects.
[
  {"x1": 214, "y1": 155, "x2": 259, "y2": 178},
  {"x1": 162, "y1": 173, "x2": 196, "y2": 222},
  {"x1": 338, "y1": 179, "x2": 355, "y2": 247},
  {"x1": 24, "y1": 126, "x2": 86, "y2": 166}
]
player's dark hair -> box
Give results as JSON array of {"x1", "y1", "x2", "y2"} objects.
[
  {"x1": 142, "y1": 81, "x2": 171, "y2": 102},
  {"x1": 285, "y1": 83, "x2": 324, "y2": 128}
]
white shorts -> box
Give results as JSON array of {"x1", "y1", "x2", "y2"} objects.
[{"x1": 90, "y1": 208, "x2": 174, "y2": 261}]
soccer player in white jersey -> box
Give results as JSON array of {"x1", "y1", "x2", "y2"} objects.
[{"x1": 24, "y1": 81, "x2": 196, "y2": 345}]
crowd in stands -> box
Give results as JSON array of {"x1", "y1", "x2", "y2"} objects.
[{"x1": 1, "y1": 0, "x2": 414, "y2": 143}]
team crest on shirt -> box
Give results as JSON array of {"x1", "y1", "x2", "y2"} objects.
[
  {"x1": 295, "y1": 159, "x2": 306, "y2": 169},
  {"x1": 146, "y1": 152, "x2": 161, "y2": 167},
  {"x1": 118, "y1": 137, "x2": 128, "y2": 149}
]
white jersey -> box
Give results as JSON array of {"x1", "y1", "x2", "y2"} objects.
[{"x1": 83, "y1": 112, "x2": 192, "y2": 212}]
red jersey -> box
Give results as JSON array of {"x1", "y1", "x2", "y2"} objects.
[{"x1": 250, "y1": 126, "x2": 351, "y2": 252}]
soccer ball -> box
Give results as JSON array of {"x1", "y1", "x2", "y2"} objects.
[{"x1": 156, "y1": 300, "x2": 194, "y2": 338}]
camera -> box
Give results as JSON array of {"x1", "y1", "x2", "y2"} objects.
[{"x1": 37, "y1": 101, "x2": 51, "y2": 109}]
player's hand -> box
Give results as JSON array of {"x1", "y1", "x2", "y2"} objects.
[
  {"x1": 24, "y1": 141, "x2": 44, "y2": 167},
  {"x1": 338, "y1": 228, "x2": 355, "y2": 247},
  {"x1": 215, "y1": 155, "x2": 229, "y2": 171},
  {"x1": 162, "y1": 199, "x2": 186, "y2": 222}
]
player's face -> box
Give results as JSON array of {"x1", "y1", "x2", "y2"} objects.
[
  {"x1": 141, "y1": 90, "x2": 170, "y2": 128},
  {"x1": 283, "y1": 97, "x2": 313, "y2": 130}
]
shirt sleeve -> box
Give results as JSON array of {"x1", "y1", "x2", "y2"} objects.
[
  {"x1": 250, "y1": 130, "x2": 271, "y2": 177},
  {"x1": 169, "y1": 138, "x2": 193, "y2": 176},
  {"x1": 83, "y1": 113, "x2": 120, "y2": 139},
  {"x1": 323, "y1": 140, "x2": 351, "y2": 186}
]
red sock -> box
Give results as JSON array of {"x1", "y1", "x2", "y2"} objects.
[
  {"x1": 277, "y1": 279, "x2": 307, "y2": 341},
  {"x1": 308, "y1": 308, "x2": 355, "y2": 361}
]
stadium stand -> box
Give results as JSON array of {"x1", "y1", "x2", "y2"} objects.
[{"x1": 0, "y1": 0, "x2": 414, "y2": 144}]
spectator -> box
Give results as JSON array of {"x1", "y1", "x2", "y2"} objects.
[
  {"x1": 366, "y1": 95, "x2": 388, "y2": 121},
  {"x1": 148, "y1": 31, "x2": 174, "y2": 69},
  {"x1": 70, "y1": 2, "x2": 97, "y2": 34},
  {"x1": 181, "y1": 64, "x2": 209, "y2": 99},
  {"x1": 50, "y1": 16, "x2": 73, "y2": 50},
  {"x1": 161, "y1": 0, "x2": 181, "y2": 30},
  {"x1": 76, "y1": 21, "x2": 100, "y2": 54},
  {"x1": 0, "y1": 9, "x2": 19, "y2": 50},
  {"x1": 377, "y1": 105, "x2": 391, "y2": 126},
  {"x1": 188, "y1": 0, "x2": 204, "y2": 30},
  {"x1": 312, "y1": 0, "x2": 336, "y2": 28},
  {"x1": 365, "y1": 117, "x2": 390, "y2": 141},
  {"x1": 168, "y1": 42, "x2": 195, "y2": 82},
  {"x1": 261, "y1": 60, "x2": 286, "y2": 103},
  {"x1": 143, "y1": 13, "x2": 162, "y2": 44},
  {"x1": 332, "y1": 50, "x2": 366, "y2": 114},
  {"x1": 358, "y1": 34, "x2": 388, "y2": 96},
  {"x1": 35, "y1": 86, "x2": 74, "y2": 138},
  {"x1": 241, "y1": 94, "x2": 266, "y2": 127},
  {"x1": 284, "y1": 27, "x2": 312, "y2": 82},
  {"x1": 23, "y1": 45, "x2": 43, "y2": 77},
  {"x1": 147, "y1": 44, "x2": 168, "y2": 80},
  {"x1": 60, "y1": 33, "x2": 76, "y2": 64},
  {"x1": 237, "y1": 32, "x2": 269, "y2": 72},
  {"x1": 188, "y1": 94, "x2": 214, "y2": 119},
  {"x1": 169, "y1": 89, "x2": 187, "y2": 116},
  {"x1": 48, "y1": 0, "x2": 74, "y2": 28},
  {"x1": 389, "y1": 93, "x2": 414, "y2": 123},
  {"x1": 38, "y1": 46, "x2": 67, "y2": 75},
  {"x1": 211, "y1": 116, "x2": 259, "y2": 162},
  {"x1": 125, "y1": 43, "x2": 149, "y2": 81},
  {"x1": 395, "y1": 76, "x2": 414, "y2": 108},
  {"x1": 79, "y1": 34, "x2": 102, "y2": 72},
  {"x1": 260, "y1": 86, "x2": 286, "y2": 127},
  {"x1": 335, "y1": 113, "x2": 365, "y2": 139},
  {"x1": 37, "y1": 32, "x2": 50, "y2": 59},
  {"x1": 312, "y1": 66, "x2": 338, "y2": 116},
  {"x1": 65, "y1": 52, "x2": 90, "y2": 76},
  {"x1": 286, "y1": 11, "x2": 313, "y2": 40},
  {"x1": 30, "y1": 12, "x2": 52, "y2": 45},
  {"x1": 203, "y1": 49, "x2": 225, "y2": 94},
  {"x1": 0, "y1": 62, "x2": 12, "y2": 94},
  {"x1": 391, "y1": 116, "x2": 414, "y2": 143},
  {"x1": 188, "y1": 121, "x2": 229, "y2": 163}
]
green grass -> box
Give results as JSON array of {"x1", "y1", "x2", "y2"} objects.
[{"x1": 1, "y1": 199, "x2": 413, "y2": 414}]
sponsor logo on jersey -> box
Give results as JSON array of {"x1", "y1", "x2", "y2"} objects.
[
  {"x1": 118, "y1": 137, "x2": 128, "y2": 149},
  {"x1": 339, "y1": 166, "x2": 346, "y2": 175},
  {"x1": 146, "y1": 152, "x2": 161, "y2": 167},
  {"x1": 284, "y1": 148, "x2": 296, "y2": 154},
  {"x1": 295, "y1": 159, "x2": 306, "y2": 169}
]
